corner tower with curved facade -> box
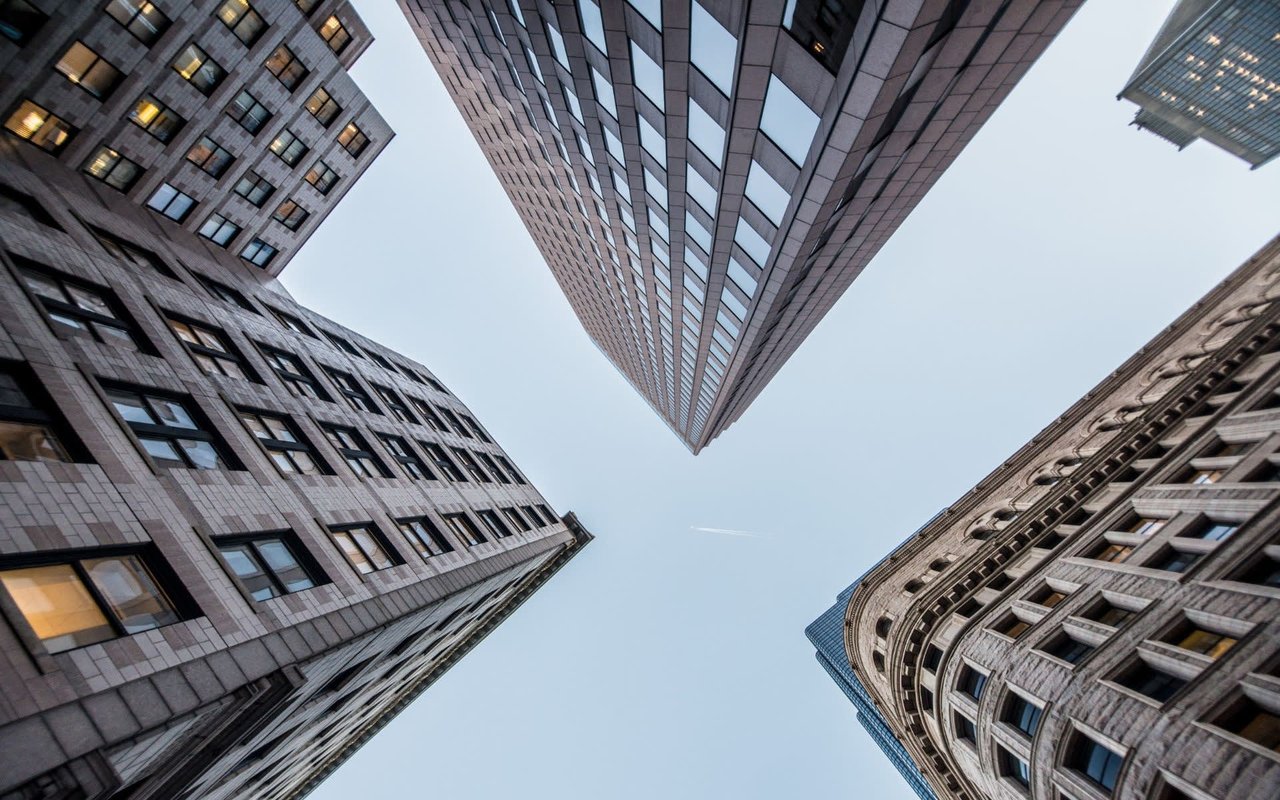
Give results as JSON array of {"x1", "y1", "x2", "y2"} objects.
[{"x1": 836, "y1": 235, "x2": 1280, "y2": 800}]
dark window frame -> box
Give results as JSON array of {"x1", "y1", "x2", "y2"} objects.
[
  {"x1": 238, "y1": 408, "x2": 330, "y2": 476},
  {"x1": 215, "y1": 530, "x2": 326, "y2": 600}
]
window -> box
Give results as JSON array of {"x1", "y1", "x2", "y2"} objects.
[
  {"x1": 337, "y1": 121, "x2": 368, "y2": 156},
  {"x1": 269, "y1": 129, "x2": 308, "y2": 166},
  {"x1": 523, "y1": 505, "x2": 548, "y2": 527},
  {"x1": 322, "y1": 425, "x2": 388, "y2": 478},
  {"x1": 397, "y1": 517, "x2": 454, "y2": 558},
  {"x1": 239, "y1": 409, "x2": 326, "y2": 475},
  {"x1": 321, "y1": 329, "x2": 361, "y2": 357},
  {"x1": 502, "y1": 507, "x2": 531, "y2": 532},
  {"x1": 1164, "y1": 622, "x2": 1237, "y2": 659},
  {"x1": 105, "y1": 0, "x2": 169, "y2": 45},
  {"x1": 1233, "y1": 552, "x2": 1280, "y2": 587},
  {"x1": 1003, "y1": 694, "x2": 1043, "y2": 737},
  {"x1": 196, "y1": 274, "x2": 255, "y2": 313},
  {"x1": 411, "y1": 399, "x2": 448, "y2": 432},
  {"x1": 124, "y1": 95, "x2": 182, "y2": 142},
  {"x1": 198, "y1": 213, "x2": 240, "y2": 246},
  {"x1": 997, "y1": 747, "x2": 1030, "y2": 788},
  {"x1": 442, "y1": 513, "x2": 486, "y2": 546},
  {"x1": 328, "y1": 524, "x2": 399, "y2": 574},
  {"x1": 1082, "y1": 600, "x2": 1134, "y2": 628},
  {"x1": 318, "y1": 15, "x2": 351, "y2": 53},
  {"x1": 233, "y1": 171, "x2": 275, "y2": 206},
  {"x1": 1148, "y1": 548, "x2": 1203, "y2": 574},
  {"x1": 305, "y1": 87, "x2": 341, "y2": 127},
  {"x1": 216, "y1": 0, "x2": 265, "y2": 46},
  {"x1": 477, "y1": 509, "x2": 513, "y2": 539},
  {"x1": 1122, "y1": 515, "x2": 1165, "y2": 535},
  {"x1": 0, "y1": 0, "x2": 46, "y2": 44},
  {"x1": 271, "y1": 198, "x2": 309, "y2": 230},
  {"x1": 922, "y1": 644, "x2": 942, "y2": 672},
  {"x1": 378, "y1": 434, "x2": 431, "y2": 480},
  {"x1": 218, "y1": 533, "x2": 321, "y2": 600},
  {"x1": 1065, "y1": 732, "x2": 1125, "y2": 793},
  {"x1": 477, "y1": 452, "x2": 510, "y2": 484},
  {"x1": 146, "y1": 183, "x2": 195, "y2": 222},
  {"x1": 294, "y1": 0, "x2": 317, "y2": 14},
  {"x1": 324, "y1": 367, "x2": 379, "y2": 413},
  {"x1": 1040, "y1": 633, "x2": 1094, "y2": 665},
  {"x1": 258, "y1": 344, "x2": 329, "y2": 400},
  {"x1": 421, "y1": 442, "x2": 464, "y2": 481},
  {"x1": 1114, "y1": 660, "x2": 1186, "y2": 702},
  {"x1": 957, "y1": 665, "x2": 987, "y2": 700},
  {"x1": 265, "y1": 45, "x2": 308, "y2": 91},
  {"x1": 438, "y1": 407, "x2": 470, "y2": 437},
  {"x1": 954, "y1": 713, "x2": 977, "y2": 743},
  {"x1": 497, "y1": 455, "x2": 525, "y2": 484},
  {"x1": 167, "y1": 316, "x2": 253, "y2": 380},
  {"x1": 4, "y1": 99, "x2": 76, "y2": 153},
  {"x1": 451, "y1": 448, "x2": 490, "y2": 482},
  {"x1": 1088, "y1": 542, "x2": 1133, "y2": 563},
  {"x1": 361, "y1": 349, "x2": 396, "y2": 372},
  {"x1": 0, "y1": 549, "x2": 182, "y2": 653},
  {"x1": 106, "y1": 386, "x2": 231, "y2": 470},
  {"x1": 460, "y1": 414, "x2": 492, "y2": 443},
  {"x1": 760, "y1": 75, "x2": 819, "y2": 165},
  {"x1": 240, "y1": 238, "x2": 277, "y2": 268},
  {"x1": 372, "y1": 385, "x2": 416, "y2": 424},
  {"x1": 994, "y1": 614, "x2": 1031, "y2": 639},
  {"x1": 17, "y1": 262, "x2": 144, "y2": 351},
  {"x1": 172, "y1": 43, "x2": 226, "y2": 95},
  {"x1": 1213, "y1": 697, "x2": 1280, "y2": 752},
  {"x1": 1184, "y1": 520, "x2": 1237, "y2": 542},
  {"x1": 1029, "y1": 585, "x2": 1067, "y2": 608},
  {"x1": 304, "y1": 160, "x2": 339, "y2": 194},
  {"x1": 919, "y1": 687, "x2": 934, "y2": 714},
  {"x1": 82, "y1": 146, "x2": 141, "y2": 191},
  {"x1": 1179, "y1": 467, "x2": 1223, "y2": 485},
  {"x1": 55, "y1": 41, "x2": 123, "y2": 99},
  {"x1": 0, "y1": 363, "x2": 79, "y2": 463},
  {"x1": 185, "y1": 136, "x2": 234, "y2": 177},
  {"x1": 227, "y1": 90, "x2": 271, "y2": 134},
  {"x1": 269, "y1": 307, "x2": 314, "y2": 337}
]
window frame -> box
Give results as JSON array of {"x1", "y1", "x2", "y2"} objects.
[
  {"x1": 166, "y1": 313, "x2": 257, "y2": 382},
  {"x1": 104, "y1": 384, "x2": 237, "y2": 471},
  {"x1": 14, "y1": 259, "x2": 150, "y2": 352},
  {"x1": 237, "y1": 408, "x2": 329, "y2": 476},
  {"x1": 322, "y1": 423, "x2": 390, "y2": 478},
  {"x1": 215, "y1": 531, "x2": 325, "y2": 601},
  {"x1": 327, "y1": 522, "x2": 401, "y2": 574},
  {"x1": 396, "y1": 516, "x2": 455, "y2": 558}
]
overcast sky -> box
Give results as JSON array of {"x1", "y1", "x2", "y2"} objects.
[{"x1": 290, "y1": 2, "x2": 1280, "y2": 798}]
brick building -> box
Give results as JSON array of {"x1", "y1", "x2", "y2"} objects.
[
  {"x1": 398, "y1": 0, "x2": 1083, "y2": 451},
  {"x1": 831, "y1": 235, "x2": 1280, "y2": 800}
]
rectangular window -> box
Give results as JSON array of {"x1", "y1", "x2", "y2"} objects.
[
  {"x1": 438, "y1": 407, "x2": 470, "y2": 437},
  {"x1": 1040, "y1": 633, "x2": 1094, "y2": 665},
  {"x1": 185, "y1": 136, "x2": 234, "y2": 177},
  {"x1": 271, "y1": 198, "x2": 309, "y2": 230},
  {"x1": 1081, "y1": 600, "x2": 1134, "y2": 628},
  {"x1": 1065, "y1": 732, "x2": 1125, "y2": 793},
  {"x1": 55, "y1": 41, "x2": 123, "y2": 99},
  {"x1": 1113, "y1": 660, "x2": 1186, "y2": 702},
  {"x1": 196, "y1": 274, "x2": 256, "y2": 313},
  {"x1": 198, "y1": 213, "x2": 240, "y2": 247},
  {"x1": 167, "y1": 316, "x2": 254, "y2": 381},
  {"x1": 265, "y1": 44, "x2": 308, "y2": 91},
  {"x1": 1164, "y1": 621, "x2": 1237, "y2": 659},
  {"x1": 238, "y1": 409, "x2": 327, "y2": 475},
  {"x1": 90, "y1": 228, "x2": 173, "y2": 280},
  {"x1": 1148, "y1": 548, "x2": 1203, "y2": 574},
  {"x1": 954, "y1": 713, "x2": 976, "y2": 743},
  {"x1": 319, "y1": 15, "x2": 351, "y2": 53},
  {"x1": 522, "y1": 505, "x2": 547, "y2": 527},
  {"x1": 322, "y1": 424, "x2": 389, "y2": 478},
  {"x1": 997, "y1": 747, "x2": 1030, "y2": 788},
  {"x1": 1233, "y1": 551, "x2": 1280, "y2": 587},
  {"x1": 0, "y1": 549, "x2": 183, "y2": 653},
  {"x1": 269, "y1": 128, "x2": 308, "y2": 166},
  {"x1": 1122, "y1": 515, "x2": 1165, "y2": 535},
  {"x1": 451, "y1": 447, "x2": 490, "y2": 482},
  {"x1": 127, "y1": 94, "x2": 184, "y2": 141},
  {"x1": 106, "y1": 0, "x2": 170, "y2": 45},
  {"x1": 4, "y1": 99, "x2": 76, "y2": 154},
  {"x1": 324, "y1": 367, "x2": 380, "y2": 414},
  {"x1": 321, "y1": 329, "x2": 361, "y2": 357},
  {"x1": 258, "y1": 344, "x2": 329, "y2": 401},
  {"x1": 215, "y1": 0, "x2": 266, "y2": 46},
  {"x1": 421, "y1": 442, "x2": 465, "y2": 481},
  {"x1": 993, "y1": 613, "x2": 1031, "y2": 640},
  {"x1": 372, "y1": 385, "x2": 416, "y2": 424},
  {"x1": 146, "y1": 183, "x2": 195, "y2": 222},
  {"x1": 227, "y1": 90, "x2": 271, "y2": 134},
  {"x1": 0, "y1": 0, "x2": 46, "y2": 45},
  {"x1": 240, "y1": 238, "x2": 277, "y2": 268},
  {"x1": 1213, "y1": 697, "x2": 1280, "y2": 753},
  {"x1": 1185, "y1": 520, "x2": 1238, "y2": 542},
  {"x1": 502, "y1": 507, "x2": 532, "y2": 532},
  {"x1": 233, "y1": 170, "x2": 275, "y2": 206},
  {"x1": 0, "y1": 362, "x2": 80, "y2": 463},
  {"x1": 397, "y1": 516, "x2": 454, "y2": 558},
  {"x1": 269, "y1": 307, "x2": 314, "y2": 337},
  {"x1": 477, "y1": 452, "x2": 510, "y2": 484},
  {"x1": 328, "y1": 524, "x2": 399, "y2": 574},
  {"x1": 337, "y1": 121, "x2": 368, "y2": 156},
  {"x1": 378, "y1": 433, "x2": 432, "y2": 480},
  {"x1": 305, "y1": 87, "x2": 342, "y2": 127},
  {"x1": 1088, "y1": 541, "x2": 1133, "y2": 563},
  {"x1": 217, "y1": 532, "x2": 320, "y2": 600},
  {"x1": 82, "y1": 146, "x2": 142, "y2": 191},
  {"x1": 106, "y1": 385, "x2": 232, "y2": 470},
  {"x1": 17, "y1": 261, "x2": 145, "y2": 351},
  {"x1": 1028, "y1": 585, "x2": 1067, "y2": 608},
  {"x1": 304, "y1": 160, "x2": 339, "y2": 194},
  {"x1": 496, "y1": 455, "x2": 526, "y2": 484},
  {"x1": 411, "y1": 399, "x2": 446, "y2": 430},
  {"x1": 957, "y1": 665, "x2": 987, "y2": 700},
  {"x1": 442, "y1": 513, "x2": 486, "y2": 546},
  {"x1": 1003, "y1": 694, "x2": 1043, "y2": 737},
  {"x1": 477, "y1": 509, "x2": 513, "y2": 539},
  {"x1": 172, "y1": 43, "x2": 226, "y2": 95}
]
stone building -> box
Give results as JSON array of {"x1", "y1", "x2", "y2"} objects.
[
  {"x1": 0, "y1": 4, "x2": 592, "y2": 799},
  {"x1": 1119, "y1": 0, "x2": 1279, "y2": 168},
  {"x1": 835, "y1": 234, "x2": 1280, "y2": 800},
  {"x1": 0, "y1": 0, "x2": 391, "y2": 273},
  {"x1": 397, "y1": 0, "x2": 1083, "y2": 451}
]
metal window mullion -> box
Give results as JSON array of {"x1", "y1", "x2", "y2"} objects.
[
  {"x1": 246, "y1": 540, "x2": 290, "y2": 597},
  {"x1": 71, "y1": 560, "x2": 129, "y2": 637}
]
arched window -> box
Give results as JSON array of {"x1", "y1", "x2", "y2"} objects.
[
  {"x1": 905, "y1": 579, "x2": 923, "y2": 594},
  {"x1": 929, "y1": 558, "x2": 950, "y2": 572},
  {"x1": 970, "y1": 528, "x2": 993, "y2": 541},
  {"x1": 872, "y1": 651, "x2": 886, "y2": 673},
  {"x1": 875, "y1": 616, "x2": 892, "y2": 638}
]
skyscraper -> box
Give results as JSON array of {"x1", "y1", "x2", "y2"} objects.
[
  {"x1": 398, "y1": 0, "x2": 1083, "y2": 451},
  {"x1": 0, "y1": 3, "x2": 592, "y2": 798},
  {"x1": 826, "y1": 234, "x2": 1280, "y2": 799},
  {"x1": 0, "y1": 0, "x2": 392, "y2": 273},
  {"x1": 1119, "y1": 0, "x2": 1279, "y2": 168}
]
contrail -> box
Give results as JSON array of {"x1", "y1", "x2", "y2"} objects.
[{"x1": 689, "y1": 526, "x2": 766, "y2": 539}]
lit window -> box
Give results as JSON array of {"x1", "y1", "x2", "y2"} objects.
[
  {"x1": 264, "y1": 44, "x2": 308, "y2": 91},
  {"x1": 172, "y1": 43, "x2": 226, "y2": 95},
  {"x1": 269, "y1": 128, "x2": 308, "y2": 166},
  {"x1": 1088, "y1": 541, "x2": 1133, "y2": 563},
  {"x1": 233, "y1": 171, "x2": 275, "y2": 207},
  {"x1": 128, "y1": 94, "x2": 184, "y2": 141},
  {"x1": 226, "y1": 90, "x2": 271, "y2": 134},
  {"x1": 271, "y1": 198, "x2": 309, "y2": 230},
  {"x1": 185, "y1": 135, "x2": 234, "y2": 177},
  {"x1": 993, "y1": 613, "x2": 1031, "y2": 639},
  {"x1": 105, "y1": 0, "x2": 169, "y2": 45},
  {"x1": 17, "y1": 262, "x2": 144, "y2": 351},
  {"x1": 0, "y1": 363, "x2": 78, "y2": 463},
  {"x1": 318, "y1": 15, "x2": 351, "y2": 53},
  {"x1": 215, "y1": 0, "x2": 266, "y2": 46},
  {"x1": 328, "y1": 524, "x2": 399, "y2": 574},
  {"x1": 0, "y1": 551, "x2": 182, "y2": 653},
  {"x1": 337, "y1": 121, "x2": 368, "y2": 156},
  {"x1": 4, "y1": 99, "x2": 76, "y2": 154},
  {"x1": 197, "y1": 213, "x2": 240, "y2": 247},
  {"x1": 1164, "y1": 622, "x2": 1237, "y2": 659},
  {"x1": 55, "y1": 42, "x2": 123, "y2": 99},
  {"x1": 217, "y1": 533, "x2": 320, "y2": 600},
  {"x1": 240, "y1": 239, "x2": 277, "y2": 268},
  {"x1": 167, "y1": 317, "x2": 252, "y2": 380},
  {"x1": 146, "y1": 183, "x2": 195, "y2": 222},
  {"x1": 106, "y1": 386, "x2": 231, "y2": 470},
  {"x1": 304, "y1": 161, "x2": 339, "y2": 194},
  {"x1": 82, "y1": 146, "x2": 142, "y2": 191},
  {"x1": 305, "y1": 86, "x2": 342, "y2": 127},
  {"x1": 1213, "y1": 697, "x2": 1280, "y2": 753}
]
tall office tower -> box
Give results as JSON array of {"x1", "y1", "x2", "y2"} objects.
[
  {"x1": 828, "y1": 235, "x2": 1280, "y2": 800},
  {"x1": 1119, "y1": 0, "x2": 1279, "y2": 168},
  {"x1": 398, "y1": 0, "x2": 1082, "y2": 451},
  {"x1": 807, "y1": 580, "x2": 937, "y2": 800},
  {"x1": 0, "y1": 6, "x2": 592, "y2": 799},
  {"x1": 0, "y1": 0, "x2": 392, "y2": 273}
]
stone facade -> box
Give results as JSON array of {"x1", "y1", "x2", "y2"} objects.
[
  {"x1": 840, "y1": 235, "x2": 1280, "y2": 800},
  {"x1": 398, "y1": 0, "x2": 1083, "y2": 451},
  {"x1": 0, "y1": 0, "x2": 391, "y2": 274}
]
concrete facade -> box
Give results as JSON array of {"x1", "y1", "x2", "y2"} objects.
[
  {"x1": 837, "y1": 235, "x2": 1280, "y2": 800},
  {"x1": 0, "y1": 0, "x2": 391, "y2": 274},
  {"x1": 398, "y1": 0, "x2": 1083, "y2": 451}
]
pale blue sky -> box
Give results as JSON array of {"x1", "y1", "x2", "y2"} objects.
[{"x1": 291, "y1": 3, "x2": 1280, "y2": 798}]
